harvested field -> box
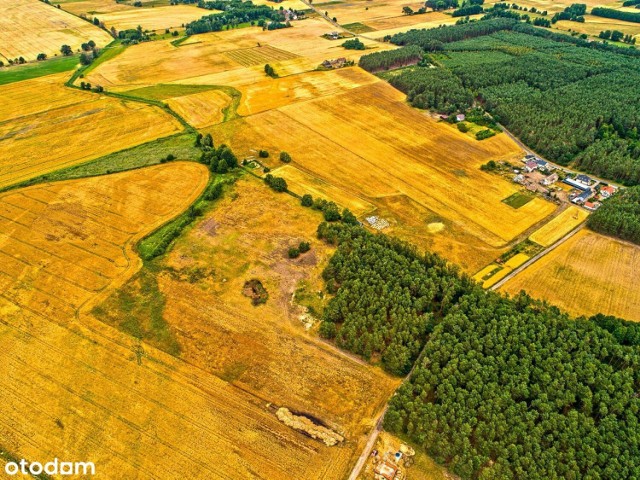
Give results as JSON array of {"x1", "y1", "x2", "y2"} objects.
[
  {"x1": 0, "y1": 0, "x2": 112, "y2": 62},
  {"x1": 208, "y1": 82, "x2": 557, "y2": 271},
  {"x1": 165, "y1": 89, "x2": 232, "y2": 127},
  {"x1": 275, "y1": 164, "x2": 376, "y2": 216},
  {"x1": 0, "y1": 163, "x2": 208, "y2": 319},
  {"x1": 475, "y1": 252, "x2": 530, "y2": 288},
  {"x1": 98, "y1": 5, "x2": 208, "y2": 32},
  {"x1": 555, "y1": 15, "x2": 640, "y2": 39},
  {"x1": 92, "y1": 176, "x2": 400, "y2": 478},
  {"x1": 0, "y1": 165, "x2": 343, "y2": 479},
  {"x1": 0, "y1": 72, "x2": 89, "y2": 123},
  {"x1": 85, "y1": 20, "x2": 393, "y2": 89},
  {"x1": 0, "y1": 95, "x2": 183, "y2": 189},
  {"x1": 56, "y1": 0, "x2": 133, "y2": 16},
  {"x1": 529, "y1": 206, "x2": 589, "y2": 247},
  {"x1": 224, "y1": 45, "x2": 299, "y2": 66},
  {"x1": 501, "y1": 230, "x2": 640, "y2": 321},
  {"x1": 236, "y1": 67, "x2": 381, "y2": 116}
]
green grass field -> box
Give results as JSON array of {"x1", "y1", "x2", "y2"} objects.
[
  {"x1": 502, "y1": 192, "x2": 534, "y2": 209},
  {"x1": 342, "y1": 22, "x2": 376, "y2": 33},
  {"x1": 0, "y1": 55, "x2": 79, "y2": 85}
]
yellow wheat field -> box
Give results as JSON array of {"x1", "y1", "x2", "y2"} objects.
[
  {"x1": 165, "y1": 89, "x2": 232, "y2": 127},
  {"x1": 0, "y1": 72, "x2": 88, "y2": 122},
  {"x1": 56, "y1": 0, "x2": 133, "y2": 16},
  {"x1": 529, "y1": 205, "x2": 589, "y2": 247},
  {"x1": 0, "y1": 163, "x2": 208, "y2": 319},
  {"x1": 98, "y1": 5, "x2": 209, "y2": 32},
  {"x1": 0, "y1": 164, "x2": 346, "y2": 479},
  {"x1": 501, "y1": 229, "x2": 640, "y2": 321},
  {"x1": 0, "y1": 0, "x2": 112, "y2": 61},
  {"x1": 275, "y1": 164, "x2": 376, "y2": 216},
  {"x1": 209, "y1": 81, "x2": 557, "y2": 270},
  {"x1": 0, "y1": 94, "x2": 183, "y2": 189}
]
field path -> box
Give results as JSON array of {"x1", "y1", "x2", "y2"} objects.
[{"x1": 490, "y1": 223, "x2": 586, "y2": 291}]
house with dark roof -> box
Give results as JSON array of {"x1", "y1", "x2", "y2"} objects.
[{"x1": 571, "y1": 189, "x2": 593, "y2": 205}]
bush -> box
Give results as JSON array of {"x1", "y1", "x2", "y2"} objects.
[
  {"x1": 279, "y1": 151, "x2": 292, "y2": 163},
  {"x1": 298, "y1": 241, "x2": 311, "y2": 253},
  {"x1": 301, "y1": 194, "x2": 313, "y2": 207},
  {"x1": 258, "y1": 149, "x2": 269, "y2": 158},
  {"x1": 457, "y1": 122, "x2": 469, "y2": 133},
  {"x1": 288, "y1": 247, "x2": 300, "y2": 258}
]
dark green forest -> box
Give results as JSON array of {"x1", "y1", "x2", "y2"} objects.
[
  {"x1": 587, "y1": 186, "x2": 640, "y2": 245},
  {"x1": 185, "y1": 0, "x2": 288, "y2": 34},
  {"x1": 359, "y1": 45, "x2": 423, "y2": 72},
  {"x1": 385, "y1": 20, "x2": 640, "y2": 185},
  {"x1": 591, "y1": 7, "x2": 640, "y2": 23},
  {"x1": 317, "y1": 223, "x2": 640, "y2": 479}
]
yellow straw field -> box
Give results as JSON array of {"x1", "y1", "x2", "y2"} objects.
[
  {"x1": 0, "y1": 95, "x2": 183, "y2": 189},
  {"x1": 501, "y1": 229, "x2": 640, "y2": 321},
  {"x1": 529, "y1": 205, "x2": 589, "y2": 247},
  {"x1": 0, "y1": 0, "x2": 112, "y2": 61}
]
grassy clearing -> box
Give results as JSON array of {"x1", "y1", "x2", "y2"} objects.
[
  {"x1": 92, "y1": 265, "x2": 181, "y2": 356},
  {"x1": 0, "y1": 55, "x2": 78, "y2": 86},
  {"x1": 0, "y1": 132, "x2": 198, "y2": 193},
  {"x1": 342, "y1": 22, "x2": 376, "y2": 33},
  {"x1": 502, "y1": 191, "x2": 534, "y2": 208}
]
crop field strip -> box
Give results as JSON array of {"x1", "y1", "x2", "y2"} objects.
[
  {"x1": 0, "y1": 303, "x2": 336, "y2": 479},
  {"x1": 211, "y1": 82, "x2": 555, "y2": 256},
  {"x1": 224, "y1": 45, "x2": 300, "y2": 66}
]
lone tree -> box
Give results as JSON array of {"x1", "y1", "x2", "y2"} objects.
[
  {"x1": 60, "y1": 44, "x2": 73, "y2": 56},
  {"x1": 279, "y1": 151, "x2": 292, "y2": 163},
  {"x1": 37, "y1": 53, "x2": 47, "y2": 61}
]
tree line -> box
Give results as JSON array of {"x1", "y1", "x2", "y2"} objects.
[
  {"x1": 358, "y1": 45, "x2": 423, "y2": 72},
  {"x1": 591, "y1": 7, "x2": 640, "y2": 23},
  {"x1": 315, "y1": 222, "x2": 640, "y2": 478},
  {"x1": 587, "y1": 186, "x2": 640, "y2": 245},
  {"x1": 185, "y1": 0, "x2": 288, "y2": 34}
]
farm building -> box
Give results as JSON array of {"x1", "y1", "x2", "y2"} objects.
[
  {"x1": 456, "y1": 114, "x2": 466, "y2": 122},
  {"x1": 541, "y1": 173, "x2": 558, "y2": 186},
  {"x1": 571, "y1": 189, "x2": 593, "y2": 205},
  {"x1": 576, "y1": 174, "x2": 593, "y2": 185},
  {"x1": 321, "y1": 57, "x2": 347, "y2": 69},
  {"x1": 584, "y1": 201, "x2": 601, "y2": 211},
  {"x1": 524, "y1": 160, "x2": 538, "y2": 173},
  {"x1": 564, "y1": 177, "x2": 592, "y2": 191},
  {"x1": 535, "y1": 158, "x2": 549, "y2": 170},
  {"x1": 326, "y1": 31, "x2": 340, "y2": 40},
  {"x1": 513, "y1": 174, "x2": 525, "y2": 184}
]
